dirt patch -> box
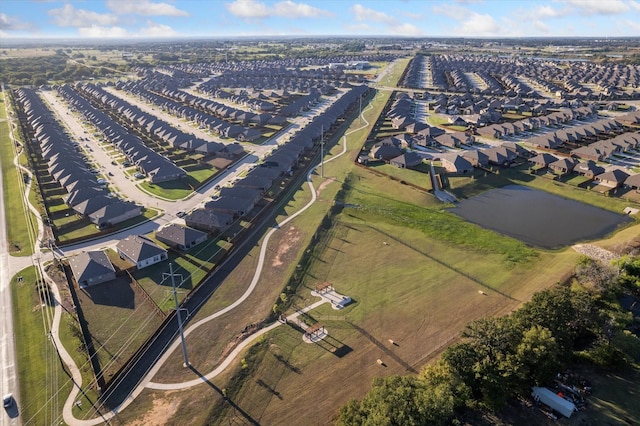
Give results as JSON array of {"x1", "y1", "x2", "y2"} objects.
[
  {"x1": 126, "y1": 395, "x2": 180, "y2": 426},
  {"x1": 316, "y1": 177, "x2": 336, "y2": 196},
  {"x1": 272, "y1": 225, "x2": 301, "y2": 267}
]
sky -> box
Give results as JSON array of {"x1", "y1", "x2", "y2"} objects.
[{"x1": 1, "y1": 0, "x2": 639, "y2": 40}]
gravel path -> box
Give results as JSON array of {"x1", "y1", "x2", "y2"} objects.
[{"x1": 572, "y1": 244, "x2": 619, "y2": 263}]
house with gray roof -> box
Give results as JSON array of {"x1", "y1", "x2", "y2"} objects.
[
  {"x1": 116, "y1": 235, "x2": 168, "y2": 270},
  {"x1": 389, "y1": 152, "x2": 423, "y2": 169},
  {"x1": 156, "y1": 224, "x2": 207, "y2": 251},
  {"x1": 185, "y1": 208, "x2": 233, "y2": 234},
  {"x1": 88, "y1": 201, "x2": 142, "y2": 228},
  {"x1": 68, "y1": 250, "x2": 116, "y2": 287}
]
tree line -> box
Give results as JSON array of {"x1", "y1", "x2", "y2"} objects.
[
  {"x1": 0, "y1": 52, "x2": 125, "y2": 86},
  {"x1": 337, "y1": 255, "x2": 640, "y2": 425}
]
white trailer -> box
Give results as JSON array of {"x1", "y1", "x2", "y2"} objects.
[{"x1": 532, "y1": 386, "x2": 576, "y2": 418}]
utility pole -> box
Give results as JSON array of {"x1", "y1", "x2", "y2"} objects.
[{"x1": 167, "y1": 263, "x2": 189, "y2": 367}]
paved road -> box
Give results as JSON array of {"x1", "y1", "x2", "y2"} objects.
[{"x1": 1, "y1": 89, "x2": 22, "y2": 426}]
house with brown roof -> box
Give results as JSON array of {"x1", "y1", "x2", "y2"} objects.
[
  {"x1": 461, "y1": 150, "x2": 489, "y2": 167},
  {"x1": 594, "y1": 169, "x2": 630, "y2": 188},
  {"x1": 624, "y1": 174, "x2": 640, "y2": 190},
  {"x1": 574, "y1": 161, "x2": 605, "y2": 178},
  {"x1": 442, "y1": 155, "x2": 474, "y2": 174},
  {"x1": 530, "y1": 153, "x2": 558, "y2": 169},
  {"x1": 549, "y1": 157, "x2": 579, "y2": 175}
]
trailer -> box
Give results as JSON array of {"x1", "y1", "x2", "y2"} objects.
[{"x1": 532, "y1": 386, "x2": 576, "y2": 418}]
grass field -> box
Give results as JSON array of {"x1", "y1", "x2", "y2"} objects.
[
  {"x1": 207, "y1": 200, "x2": 580, "y2": 425},
  {"x1": 0, "y1": 91, "x2": 37, "y2": 256},
  {"x1": 11, "y1": 266, "x2": 72, "y2": 426},
  {"x1": 75, "y1": 277, "x2": 165, "y2": 386},
  {"x1": 139, "y1": 167, "x2": 216, "y2": 200}
]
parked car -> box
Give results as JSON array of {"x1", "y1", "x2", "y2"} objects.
[
  {"x1": 3, "y1": 394, "x2": 13, "y2": 408},
  {"x1": 176, "y1": 211, "x2": 186, "y2": 218},
  {"x1": 134, "y1": 172, "x2": 145, "y2": 179}
]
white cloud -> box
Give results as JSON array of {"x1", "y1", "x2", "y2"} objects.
[
  {"x1": 399, "y1": 11, "x2": 424, "y2": 20},
  {"x1": 563, "y1": 0, "x2": 629, "y2": 15},
  {"x1": 105, "y1": 0, "x2": 189, "y2": 17},
  {"x1": 389, "y1": 23, "x2": 424, "y2": 36},
  {"x1": 343, "y1": 23, "x2": 374, "y2": 33},
  {"x1": 226, "y1": 0, "x2": 270, "y2": 18},
  {"x1": 0, "y1": 13, "x2": 33, "y2": 31},
  {"x1": 77, "y1": 25, "x2": 128, "y2": 38},
  {"x1": 49, "y1": 4, "x2": 118, "y2": 27},
  {"x1": 457, "y1": 12, "x2": 500, "y2": 35},
  {"x1": 534, "y1": 20, "x2": 551, "y2": 34},
  {"x1": 351, "y1": 4, "x2": 396, "y2": 23},
  {"x1": 225, "y1": 0, "x2": 331, "y2": 19},
  {"x1": 139, "y1": 21, "x2": 178, "y2": 37},
  {"x1": 621, "y1": 18, "x2": 640, "y2": 31},
  {"x1": 272, "y1": 1, "x2": 333, "y2": 18},
  {"x1": 432, "y1": 4, "x2": 469, "y2": 20},
  {"x1": 629, "y1": 1, "x2": 640, "y2": 11},
  {"x1": 535, "y1": 5, "x2": 567, "y2": 18}
]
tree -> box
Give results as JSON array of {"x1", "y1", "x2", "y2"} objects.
[
  {"x1": 443, "y1": 317, "x2": 523, "y2": 409},
  {"x1": 511, "y1": 325, "x2": 561, "y2": 391},
  {"x1": 418, "y1": 360, "x2": 470, "y2": 425},
  {"x1": 575, "y1": 257, "x2": 619, "y2": 293},
  {"x1": 513, "y1": 286, "x2": 598, "y2": 355},
  {"x1": 337, "y1": 375, "x2": 431, "y2": 426}
]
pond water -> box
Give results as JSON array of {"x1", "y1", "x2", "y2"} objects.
[{"x1": 451, "y1": 185, "x2": 633, "y2": 249}]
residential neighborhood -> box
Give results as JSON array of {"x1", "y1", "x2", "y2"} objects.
[{"x1": 1, "y1": 2, "x2": 640, "y2": 425}]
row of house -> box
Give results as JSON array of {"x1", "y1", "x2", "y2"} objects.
[
  {"x1": 14, "y1": 87, "x2": 143, "y2": 228},
  {"x1": 476, "y1": 106, "x2": 600, "y2": 139},
  {"x1": 529, "y1": 152, "x2": 640, "y2": 189},
  {"x1": 70, "y1": 223, "x2": 213, "y2": 287},
  {"x1": 76, "y1": 82, "x2": 237, "y2": 152},
  {"x1": 120, "y1": 82, "x2": 267, "y2": 142},
  {"x1": 185, "y1": 85, "x2": 370, "y2": 234},
  {"x1": 525, "y1": 117, "x2": 626, "y2": 150},
  {"x1": 57, "y1": 84, "x2": 187, "y2": 183},
  {"x1": 404, "y1": 53, "x2": 640, "y2": 101},
  {"x1": 570, "y1": 131, "x2": 640, "y2": 162}
]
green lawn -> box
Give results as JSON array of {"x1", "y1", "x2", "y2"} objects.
[
  {"x1": 140, "y1": 167, "x2": 216, "y2": 200},
  {"x1": 367, "y1": 162, "x2": 432, "y2": 190},
  {"x1": 378, "y1": 57, "x2": 411, "y2": 87},
  {"x1": 0, "y1": 92, "x2": 37, "y2": 255},
  {"x1": 11, "y1": 266, "x2": 72, "y2": 426}
]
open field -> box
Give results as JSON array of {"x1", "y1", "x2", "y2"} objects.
[
  {"x1": 11, "y1": 266, "x2": 72, "y2": 426},
  {"x1": 209, "y1": 195, "x2": 582, "y2": 425},
  {"x1": 0, "y1": 91, "x2": 37, "y2": 255}
]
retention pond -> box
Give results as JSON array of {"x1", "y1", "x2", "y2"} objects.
[{"x1": 452, "y1": 185, "x2": 633, "y2": 249}]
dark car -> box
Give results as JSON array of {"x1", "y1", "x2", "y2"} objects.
[{"x1": 3, "y1": 394, "x2": 13, "y2": 408}]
